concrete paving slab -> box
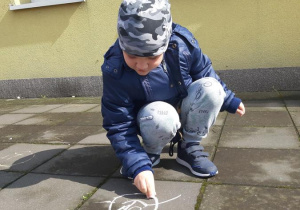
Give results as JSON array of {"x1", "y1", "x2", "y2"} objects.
[
  {"x1": 290, "y1": 112, "x2": 300, "y2": 126},
  {"x1": 14, "y1": 116, "x2": 49, "y2": 125},
  {"x1": 0, "y1": 125, "x2": 49, "y2": 143},
  {"x1": 279, "y1": 91, "x2": 300, "y2": 100},
  {"x1": 225, "y1": 111, "x2": 294, "y2": 127},
  {"x1": 0, "y1": 97, "x2": 100, "y2": 106},
  {"x1": 210, "y1": 148, "x2": 300, "y2": 187},
  {"x1": 285, "y1": 100, "x2": 300, "y2": 112},
  {"x1": 215, "y1": 112, "x2": 227, "y2": 125},
  {"x1": 219, "y1": 126, "x2": 300, "y2": 149},
  {"x1": 0, "y1": 173, "x2": 103, "y2": 210},
  {"x1": 200, "y1": 184, "x2": 300, "y2": 210},
  {"x1": 87, "y1": 105, "x2": 101, "y2": 112},
  {"x1": 0, "y1": 171, "x2": 24, "y2": 189},
  {"x1": 29, "y1": 125, "x2": 102, "y2": 144},
  {"x1": 0, "y1": 98, "x2": 61, "y2": 106},
  {"x1": 47, "y1": 97, "x2": 100, "y2": 104},
  {"x1": 0, "y1": 114, "x2": 35, "y2": 125},
  {"x1": 62, "y1": 112, "x2": 103, "y2": 126},
  {"x1": 243, "y1": 100, "x2": 286, "y2": 111},
  {"x1": 43, "y1": 97, "x2": 100, "y2": 104},
  {"x1": 0, "y1": 143, "x2": 13, "y2": 151},
  {"x1": 11, "y1": 104, "x2": 63, "y2": 113},
  {"x1": 202, "y1": 126, "x2": 222, "y2": 146},
  {"x1": 0, "y1": 143, "x2": 68, "y2": 171},
  {"x1": 1, "y1": 97, "x2": 300, "y2": 210},
  {"x1": 14, "y1": 113, "x2": 79, "y2": 126},
  {"x1": 0, "y1": 104, "x2": 28, "y2": 114},
  {"x1": 77, "y1": 131, "x2": 110, "y2": 145},
  {"x1": 48, "y1": 104, "x2": 99, "y2": 113},
  {"x1": 33, "y1": 145, "x2": 120, "y2": 176},
  {"x1": 236, "y1": 92, "x2": 280, "y2": 100},
  {"x1": 80, "y1": 178, "x2": 201, "y2": 210}
]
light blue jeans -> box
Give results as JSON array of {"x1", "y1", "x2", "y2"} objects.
[{"x1": 137, "y1": 77, "x2": 226, "y2": 155}]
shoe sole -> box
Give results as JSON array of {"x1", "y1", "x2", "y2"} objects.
[{"x1": 176, "y1": 157, "x2": 218, "y2": 178}]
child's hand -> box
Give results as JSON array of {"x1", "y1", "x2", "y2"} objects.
[
  {"x1": 236, "y1": 102, "x2": 246, "y2": 116},
  {"x1": 134, "y1": 170, "x2": 156, "y2": 199}
]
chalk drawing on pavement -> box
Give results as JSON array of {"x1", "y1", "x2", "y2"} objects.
[
  {"x1": 97, "y1": 193, "x2": 181, "y2": 210},
  {"x1": 0, "y1": 151, "x2": 35, "y2": 168}
]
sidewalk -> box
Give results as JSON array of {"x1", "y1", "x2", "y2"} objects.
[{"x1": 0, "y1": 92, "x2": 299, "y2": 210}]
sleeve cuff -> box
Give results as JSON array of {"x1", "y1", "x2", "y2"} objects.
[
  {"x1": 133, "y1": 166, "x2": 153, "y2": 180},
  {"x1": 227, "y1": 97, "x2": 242, "y2": 114}
]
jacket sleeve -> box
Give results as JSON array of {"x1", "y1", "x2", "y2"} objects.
[
  {"x1": 101, "y1": 65, "x2": 152, "y2": 179},
  {"x1": 188, "y1": 39, "x2": 241, "y2": 113}
]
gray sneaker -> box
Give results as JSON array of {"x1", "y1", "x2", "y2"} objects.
[{"x1": 176, "y1": 140, "x2": 218, "y2": 177}]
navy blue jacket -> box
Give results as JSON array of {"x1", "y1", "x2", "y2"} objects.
[{"x1": 101, "y1": 23, "x2": 241, "y2": 179}]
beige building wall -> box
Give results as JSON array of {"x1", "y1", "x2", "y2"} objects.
[{"x1": 0, "y1": 0, "x2": 300, "y2": 80}]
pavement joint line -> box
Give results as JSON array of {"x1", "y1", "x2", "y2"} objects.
[
  {"x1": 195, "y1": 109, "x2": 228, "y2": 208},
  {"x1": 215, "y1": 147, "x2": 300, "y2": 151},
  {"x1": 9, "y1": 114, "x2": 38, "y2": 125},
  {"x1": 0, "y1": 171, "x2": 24, "y2": 191},
  {"x1": 154, "y1": 178, "x2": 204, "y2": 183},
  {"x1": 76, "y1": 143, "x2": 109, "y2": 146},
  {"x1": 27, "y1": 171, "x2": 108, "y2": 179},
  {"x1": 0, "y1": 145, "x2": 72, "y2": 191},
  {"x1": 25, "y1": 142, "x2": 72, "y2": 146},
  {"x1": 206, "y1": 181, "x2": 300, "y2": 190},
  {"x1": 283, "y1": 100, "x2": 300, "y2": 138},
  {"x1": 210, "y1": 111, "x2": 228, "y2": 161},
  {"x1": 223, "y1": 125, "x2": 295, "y2": 128},
  {"x1": 195, "y1": 180, "x2": 208, "y2": 210},
  {"x1": 82, "y1": 107, "x2": 101, "y2": 113},
  {"x1": 74, "y1": 163, "x2": 122, "y2": 210}
]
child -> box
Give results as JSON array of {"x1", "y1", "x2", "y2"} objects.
[{"x1": 101, "y1": 0, "x2": 245, "y2": 199}]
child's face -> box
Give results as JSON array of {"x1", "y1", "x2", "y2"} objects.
[{"x1": 123, "y1": 51, "x2": 164, "y2": 76}]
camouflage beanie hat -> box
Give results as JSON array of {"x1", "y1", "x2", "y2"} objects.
[{"x1": 117, "y1": 0, "x2": 172, "y2": 57}]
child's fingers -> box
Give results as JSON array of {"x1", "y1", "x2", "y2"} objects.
[
  {"x1": 236, "y1": 102, "x2": 245, "y2": 116},
  {"x1": 133, "y1": 171, "x2": 156, "y2": 198},
  {"x1": 145, "y1": 176, "x2": 156, "y2": 199},
  {"x1": 134, "y1": 178, "x2": 147, "y2": 194},
  {"x1": 239, "y1": 108, "x2": 245, "y2": 116},
  {"x1": 236, "y1": 109, "x2": 243, "y2": 116}
]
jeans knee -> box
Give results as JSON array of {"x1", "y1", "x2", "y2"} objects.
[
  {"x1": 137, "y1": 101, "x2": 181, "y2": 146},
  {"x1": 190, "y1": 77, "x2": 225, "y2": 107}
]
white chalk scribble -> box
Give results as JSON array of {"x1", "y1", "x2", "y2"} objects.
[
  {"x1": 98, "y1": 193, "x2": 181, "y2": 210},
  {"x1": 0, "y1": 151, "x2": 35, "y2": 167}
]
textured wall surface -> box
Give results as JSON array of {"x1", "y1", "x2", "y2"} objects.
[
  {"x1": 171, "y1": 0, "x2": 300, "y2": 70},
  {"x1": 0, "y1": 0, "x2": 299, "y2": 98},
  {"x1": 0, "y1": 0, "x2": 120, "y2": 80}
]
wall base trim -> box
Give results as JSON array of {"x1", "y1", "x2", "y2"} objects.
[
  {"x1": 216, "y1": 67, "x2": 300, "y2": 92},
  {"x1": 0, "y1": 67, "x2": 299, "y2": 99},
  {"x1": 0, "y1": 76, "x2": 102, "y2": 99}
]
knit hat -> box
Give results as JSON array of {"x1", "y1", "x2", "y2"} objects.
[{"x1": 117, "y1": 0, "x2": 172, "y2": 57}]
